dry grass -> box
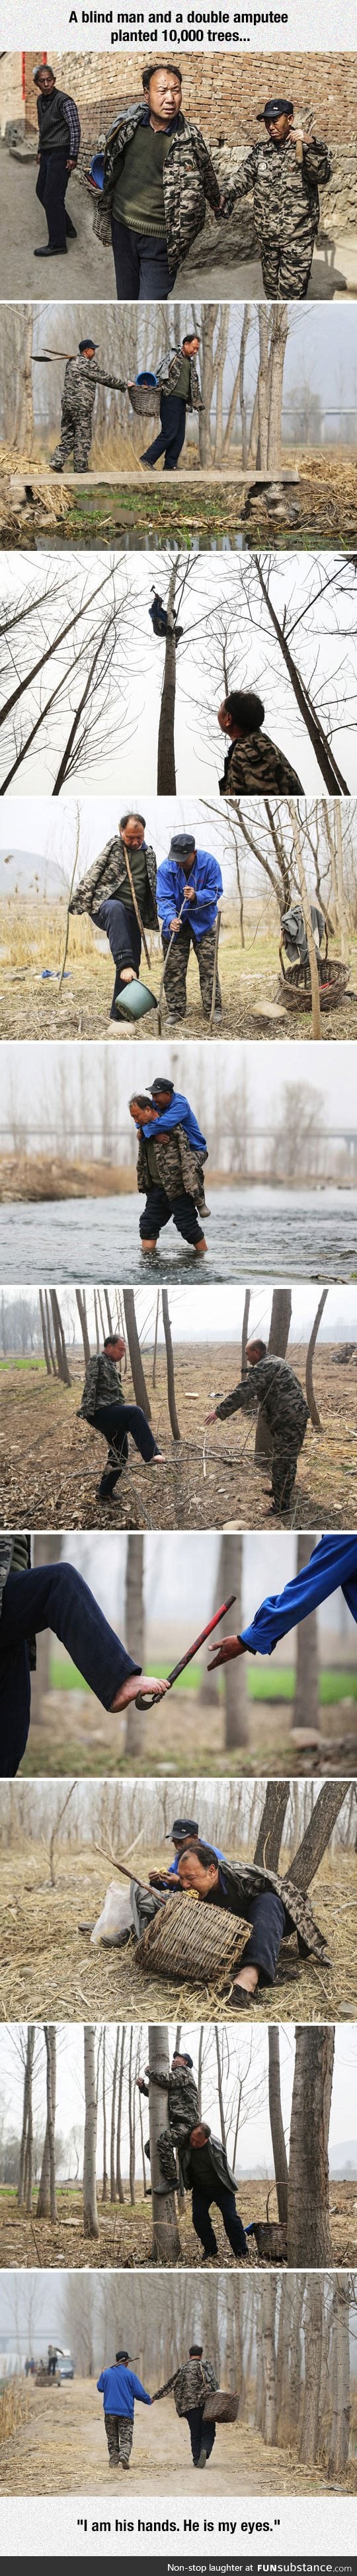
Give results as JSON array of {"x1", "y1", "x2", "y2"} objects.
[
  {"x1": 0, "y1": 2179, "x2": 355, "y2": 2274},
  {"x1": 0, "y1": 1837, "x2": 355, "y2": 2026},
  {"x1": 0, "y1": 2377, "x2": 346, "y2": 2497},
  {"x1": 1, "y1": 441, "x2": 356, "y2": 556},
  {"x1": 1, "y1": 907, "x2": 357, "y2": 1044},
  {"x1": 1, "y1": 1343, "x2": 356, "y2": 1534}
]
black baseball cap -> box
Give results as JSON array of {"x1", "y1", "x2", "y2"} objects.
[
  {"x1": 169, "y1": 833, "x2": 196, "y2": 856},
  {"x1": 257, "y1": 98, "x2": 294, "y2": 121},
  {"x1": 166, "y1": 1817, "x2": 198, "y2": 1841},
  {"x1": 172, "y1": 2049, "x2": 194, "y2": 2067},
  {"x1": 79, "y1": 338, "x2": 99, "y2": 351}
]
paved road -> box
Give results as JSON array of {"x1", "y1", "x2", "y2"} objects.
[{"x1": 2, "y1": 145, "x2": 356, "y2": 302}]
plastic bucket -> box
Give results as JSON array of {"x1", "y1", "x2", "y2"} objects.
[{"x1": 114, "y1": 978, "x2": 158, "y2": 1020}]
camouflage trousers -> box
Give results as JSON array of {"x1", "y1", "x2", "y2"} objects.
[
  {"x1": 50, "y1": 404, "x2": 93, "y2": 472},
  {"x1": 104, "y1": 2413, "x2": 134, "y2": 2466},
  {"x1": 259, "y1": 229, "x2": 314, "y2": 300},
  {"x1": 157, "y1": 2128, "x2": 178, "y2": 2187},
  {"x1": 162, "y1": 921, "x2": 221, "y2": 1020},
  {"x1": 271, "y1": 1429, "x2": 306, "y2": 1512}
]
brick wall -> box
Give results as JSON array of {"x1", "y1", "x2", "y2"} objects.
[{"x1": 15, "y1": 48, "x2": 357, "y2": 145}]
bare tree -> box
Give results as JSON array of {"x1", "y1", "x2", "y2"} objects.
[
  {"x1": 288, "y1": 2028, "x2": 334, "y2": 2266},
  {"x1": 83, "y1": 2028, "x2": 99, "y2": 2239},
  {"x1": 329, "y1": 2276, "x2": 351, "y2": 2473},
  {"x1": 268, "y1": 2029, "x2": 288, "y2": 2225},
  {"x1": 122, "y1": 1289, "x2": 151, "y2": 1420},
  {"x1": 286, "y1": 1781, "x2": 348, "y2": 1891},
  {"x1": 75, "y1": 1288, "x2": 91, "y2": 1369},
  {"x1": 305, "y1": 1289, "x2": 328, "y2": 1428},
  {"x1": 254, "y1": 1782, "x2": 290, "y2": 1870},
  {"x1": 162, "y1": 1289, "x2": 180, "y2": 1440},
  {"x1": 218, "y1": 1534, "x2": 248, "y2": 1747},
  {"x1": 147, "y1": 2027, "x2": 180, "y2": 2264},
  {"x1": 293, "y1": 1534, "x2": 320, "y2": 1734},
  {"x1": 262, "y1": 2276, "x2": 277, "y2": 2443},
  {"x1": 124, "y1": 1536, "x2": 145, "y2": 1761},
  {"x1": 44, "y1": 2026, "x2": 58, "y2": 2224},
  {"x1": 49, "y1": 1290, "x2": 71, "y2": 1386},
  {"x1": 299, "y1": 2276, "x2": 323, "y2": 2465}
]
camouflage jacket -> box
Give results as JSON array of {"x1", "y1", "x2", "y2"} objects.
[
  {"x1": 70, "y1": 835, "x2": 158, "y2": 930},
  {"x1": 219, "y1": 732, "x2": 302, "y2": 798},
  {"x1": 155, "y1": 348, "x2": 203, "y2": 412},
  {"x1": 0, "y1": 1533, "x2": 36, "y2": 1671},
  {"x1": 137, "y1": 1124, "x2": 207, "y2": 1211},
  {"x1": 209, "y1": 1854, "x2": 328, "y2": 1961},
  {"x1": 92, "y1": 103, "x2": 221, "y2": 274},
  {"x1": 225, "y1": 134, "x2": 331, "y2": 242},
  {"x1": 61, "y1": 354, "x2": 126, "y2": 421},
  {"x1": 141, "y1": 2061, "x2": 200, "y2": 2141},
  {"x1": 78, "y1": 1354, "x2": 125, "y2": 1421},
  {"x1": 216, "y1": 1354, "x2": 309, "y2": 1442},
  {"x1": 173, "y1": 2358, "x2": 218, "y2": 2416}
]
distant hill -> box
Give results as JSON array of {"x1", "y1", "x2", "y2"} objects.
[{"x1": 0, "y1": 847, "x2": 65, "y2": 900}]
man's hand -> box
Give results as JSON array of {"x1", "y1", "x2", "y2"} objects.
[
  {"x1": 184, "y1": 887, "x2": 196, "y2": 903},
  {"x1": 208, "y1": 1634, "x2": 246, "y2": 1670},
  {"x1": 136, "y1": 2075, "x2": 146, "y2": 2092},
  {"x1": 169, "y1": 916, "x2": 182, "y2": 933},
  {"x1": 149, "y1": 1869, "x2": 171, "y2": 1889},
  {"x1": 66, "y1": 157, "x2": 77, "y2": 169},
  {"x1": 110, "y1": 1675, "x2": 171, "y2": 1712},
  {"x1": 218, "y1": 192, "x2": 232, "y2": 217},
  {"x1": 121, "y1": 967, "x2": 136, "y2": 984},
  {"x1": 205, "y1": 1409, "x2": 217, "y2": 1425}
]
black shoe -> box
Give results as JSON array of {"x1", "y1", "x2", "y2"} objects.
[
  {"x1": 34, "y1": 244, "x2": 67, "y2": 257},
  {"x1": 96, "y1": 1475, "x2": 122, "y2": 1499}
]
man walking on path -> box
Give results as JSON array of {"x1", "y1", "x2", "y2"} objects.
[
  {"x1": 130, "y1": 1091, "x2": 208, "y2": 1255},
  {"x1": 223, "y1": 97, "x2": 331, "y2": 300},
  {"x1": 157, "y1": 831, "x2": 223, "y2": 1022},
  {"x1": 208, "y1": 1533, "x2": 357, "y2": 1675},
  {"x1": 69, "y1": 811, "x2": 158, "y2": 1018},
  {"x1": 92, "y1": 60, "x2": 230, "y2": 301},
  {"x1": 97, "y1": 2348, "x2": 152, "y2": 2470},
  {"x1": 0, "y1": 1532, "x2": 168, "y2": 1774},
  {"x1": 206, "y1": 1335, "x2": 309, "y2": 1515},
  {"x1": 169, "y1": 2344, "x2": 219, "y2": 2468},
  {"x1": 50, "y1": 337, "x2": 126, "y2": 472},
  {"x1": 139, "y1": 333, "x2": 203, "y2": 472},
  {"x1": 218, "y1": 690, "x2": 303, "y2": 797},
  {"x1": 34, "y1": 63, "x2": 81, "y2": 259},
  {"x1": 79, "y1": 1331, "x2": 165, "y2": 1497}
]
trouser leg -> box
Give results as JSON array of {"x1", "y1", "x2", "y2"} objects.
[
  {"x1": 104, "y1": 2413, "x2": 119, "y2": 2462},
  {"x1": 186, "y1": 2408, "x2": 206, "y2": 2466},
  {"x1": 278, "y1": 237, "x2": 313, "y2": 298},
  {"x1": 94, "y1": 898, "x2": 141, "y2": 1017},
  {"x1": 37, "y1": 151, "x2": 69, "y2": 250},
  {"x1": 194, "y1": 925, "x2": 221, "y2": 1017},
  {"x1": 93, "y1": 1400, "x2": 158, "y2": 1467},
  {"x1": 0, "y1": 1640, "x2": 31, "y2": 1778},
  {"x1": 73, "y1": 413, "x2": 93, "y2": 471},
  {"x1": 136, "y1": 233, "x2": 174, "y2": 300},
  {"x1": 50, "y1": 409, "x2": 75, "y2": 468},
  {"x1": 260, "y1": 235, "x2": 281, "y2": 296},
  {"x1": 213, "y1": 2182, "x2": 247, "y2": 2256},
  {"x1": 111, "y1": 218, "x2": 141, "y2": 298},
  {"x1": 139, "y1": 1186, "x2": 171, "y2": 1241},
  {"x1": 141, "y1": 399, "x2": 168, "y2": 468},
  {"x1": 159, "y1": 394, "x2": 186, "y2": 469},
  {"x1": 191, "y1": 2185, "x2": 218, "y2": 2255},
  {"x1": 240, "y1": 1889, "x2": 286, "y2": 1985},
  {"x1": 271, "y1": 1438, "x2": 301, "y2": 1512},
  {"x1": 118, "y1": 2415, "x2": 133, "y2": 2466},
  {"x1": 161, "y1": 921, "x2": 190, "y2": 1020},
  {"x1": 204, "y1": 2421, "x2": 216, "y2": 2459},
  {"x1": 171, "y1": 1192, "x2": 204, "y2": 1247},
  {"x1": 1, "y1": 1564, "x2": 139, "y2": 1713},
  {"x1": 93, "y1": 1403, "x2": 129, "y2": 1493}
]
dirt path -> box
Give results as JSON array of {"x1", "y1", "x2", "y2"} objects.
[{"x1": 0, "y1": 2381, "x2": 335, "y2": 2497}]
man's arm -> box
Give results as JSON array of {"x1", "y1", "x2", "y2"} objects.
[
  {"x1": 86, "y1": 364, "x2": 127, "y2": 393},
  {"x1": 156, "y1": 859, "x2": 179, "y2": 935},
  {"x1": 130, "y1": 2372, "x2": 152, "y2": 2405},
  {"x1": 192, "y1": 128, "x2": 223, "y2": 213},
  {"x1": 63, "y1": 96, "x2": 81, "y2": 163},
  {"x1": 220, "y1": 143, "x2": 258, "y2": 214},
  {"x1": 69, "y1": 841, "x2": 116, "y2": 914},
  {"x1": 97, "y1": 2372, "x2": 105, "y2": 2391},
  {"x1": 300, "y1": 136, "x2": 332, "y2": 185},
  {"x1": 216, "y1": 1376, "x2": 256, "y2": 1421}
]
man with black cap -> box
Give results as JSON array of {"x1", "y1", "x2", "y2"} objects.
[
  {"x1": 33, "y1": 63, "x2": 81, "y2": 259},
  {"x1": 225, "y1": 99, "x2": 331, "y2": 300},
  {"x1": 156, "y1": 834, "x2": 223, "y2": 1022},
  {"x1": 97, "y1": 2348, "x2": 152, "y2": 2470},
  {"x1": 129, "y1": 1097, "x2": 209, "y2": 1257},
  {"x1": 148, "y1": 1817, "x2": 225, "y2": 1888},
  {"x1": 50, "y1": 339, "x2": 127, "y2": 474},
  {"x1": 218, "y1": 689, "x2": 303, "y2": 798},
  {"x1": 138, "y1": 2044, "x2": 248, "y2": 2263},
  {"x1": 139, "y1": 332, "x2": 203, "y2": 474}
]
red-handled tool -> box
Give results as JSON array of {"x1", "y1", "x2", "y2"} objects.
[{"x1": 135, "y1": 1593, "x2": 236, "y2": 1708}]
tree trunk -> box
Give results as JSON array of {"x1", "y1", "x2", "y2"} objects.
[
  {"x1": 288, "y1": 804, "x2": 322, "y2": 1037},
  {"x1": 268, "y1": 2029, "x2": 288, "y2": 2224},
  {"x1": 147, "y1": 2027, "x2": 180, "y2": 2263},
  {"x1": 102, "y1": 2027, "x2": 108, "y2": 2204},
  {"x1": 305, "y1": 1290, "x2": 328, "y2": 1428},
  {"x1": 255, "y1": 557, "x2": 349, "y2": 796},
  {"x1": 255, "y1": 1289, "x2": 292, "y2": 1462},
  {"x1": 287, "y1": 2026, "x2": 334, "y2": 2264},
  {"x1": 50, "y1": 1290, "x2": 71, "y2": 1386},
  {"x1": 335, "y1": 803, "x2": 348, "y2": 962},
  {"x1": 300, "y1": 2277, "x2": 323, "y2": 2464},
  {"x1": 267, "y1": 305, "x2": 288, "y2": 470},
  {"x1": 218, "y1": 1533, "x2": 248, "y2": 1746},
  {"x1": 44, "y1": 2026, "x2": 58, "y2": 2223},
  {"x1": 116, "y1": 2026, "x2": 126, "y2": 2202},
  {"x1": 157, "y1": 563, "x2": 178, "y2": 795},
  {"x1": 262, "y1": 2276, "x2": 277, "y2": 2444},
  {"x1": 162, "y1": 1289, "x2": 180, "y2": 1439},
  {"x1": 286, "y1": 1781, "x2": 347, "y2": 1892},
  {"x1": 18, "y1": 2032, "x2": 34, "y2": 2208},
  {"x1": 83, "y1": 2028, "x2": 99, "y2": 2239},
  {"x1": 123, "y1": 1289, "x2": 151, "y2": 1419},
  {"x1": 293, "y1": 1532, "x2": 320, "y2": 1733},
  {"x1": 214, "y1": 2026, "x2": 227, "y2": 2148},
  {"x1": 39, "y1": 1286, "x2": 54, "y2": 1376},
  {"x1": 110, "y1": 2029, "x2": 119, "y2": 2202},
  {"x1": 241, "y1": 1290, "x2": 251, "y2": 1372},
  {"x1": 254, "y1": 1782, "x2": 290, "y2": 1871},
  {"x1": 75, "y1": 1288, "x2": 91, "y2": 1368},
  {"x1": 124, "y1": 1535, "x2": 146, "y2": 1760},
  {"x1": 329, "y1": 2276, "x2": 350, "y2": 2473},
  {"x1": 37, "y1": 2028, "x2": 57, "y2": 2218},
  {"x1": 257, "y1": 308, "x2": 269, "y2": 472}
]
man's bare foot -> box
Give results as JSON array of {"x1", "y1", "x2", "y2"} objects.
[
  {"x1": 233, "y1": 1964, "x2": 259, "y2": 1998},
  {"x1": 110, "y1": 1674, "x2": 170, "y2": 1711},
  {"x1": 151, "y1": 1451, "x2": 165, "y2": 1464},
  {"x1": 194, "y1": 1237, "x2": 208, "y2": 1255},
  {"x1": 141, "y1": 1239, "x2": 157, "y2": 1252}
]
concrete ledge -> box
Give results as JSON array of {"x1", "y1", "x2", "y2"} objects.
[{"x1": 9, "y1": 466, "x2": 300, "y2": 490}]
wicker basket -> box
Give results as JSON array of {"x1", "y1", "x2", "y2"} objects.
[
  {"x1": 135, "y1": 1890, "x2": 248, "y2": 1987},
  {"x1": 251, "y1": 2220, "x2": 287, "y2": 2263},
  {"x1": 278, "y1": 957, "x2": 350, "y2": 1015},
  {"x1": 128, "y1": 382, "x2": 161, "y2": 417},
  {"x1": 203, "y1": 2391, "x2": 239, "y2": 2423}
]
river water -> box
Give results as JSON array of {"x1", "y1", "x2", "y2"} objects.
[{"x1": 0, "y1": 1184, "x2": 356, "y2": 1285}]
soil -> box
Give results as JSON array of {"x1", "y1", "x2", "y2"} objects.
[
  {"x1": 1, "y1": 929, "x2": 357, "y2": 1046},
  {"x1": 0, "y1": 1841, "x2": 355, "y2": 2027},
  {"x1": 0, "y1": 2378, "x2": 342, "y2": 2497},
  {"x1": 24, "y1": 1681, "x2": 357, "y2": 1782},
  {"x1": 0, "y1": 2178, "x2": 354, "y2": 2274},
  {"x1": 1, "y1": 1344, "x2": 355, "y2": 1534}
]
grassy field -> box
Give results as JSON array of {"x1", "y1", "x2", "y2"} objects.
[
  {"x1": 0, "y1": 2177, "x2": 355, "y2": 2273},
  {"x1": 24, "y1": 1661, "x2": 357, "y2": 1780},
  {"x1": 2, "y1": 445, "x2": 357, "y2": 556},
  {"x1": 1, "y1": 1342, "x2": 356, "y2": 1534},
  {"x1": 1, "y1": 903, "x2": 356, "y2": 1043}
]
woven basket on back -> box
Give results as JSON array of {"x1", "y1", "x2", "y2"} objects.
[
  {"x1": 128, "y1": 382, "x2": 161, "y2": 417},
  {"x1": 135, "y1": 1891, "x2": 248, "y2": 1987},
  {"x1": 203, "y1": 2391, "x2": 239, "y2": 2423}
]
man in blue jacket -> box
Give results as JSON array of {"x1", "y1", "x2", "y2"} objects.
[
  {"x1": 149, "y1": 1814, "x2": 226, "y2": 1889},
  {"x1": 157, "y1": 831, "x2": 223, "y2": 1023},
  {"x1": 146, "y1": 1075, "x2": 208, "y2": 1156},
  {"x1": 206, "y1": 1534, "x2": 357, "y2": 1673},
  {"x1": 97, "y1": 2347, "x2": 152, "y2": 2470}
]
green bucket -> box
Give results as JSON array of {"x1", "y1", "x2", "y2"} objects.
[{"x1": 114, "y1": 977, "x2": 158, "y2": 1021}]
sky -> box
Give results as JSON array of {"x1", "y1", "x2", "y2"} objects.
[
  {"x1": 1, "y1": 552, "x2": 356, "y2": 801},
  {"x1": 0, "y1": 2023, "x2": 356, "y2": 2183},
  {"x1": 2, "y1": 1281, "x2": 356, "y2": 1345},
  {"x1": 52, "y1": 1525, "x2": 357, "y2": 1645},
  {"x1": 2, "y1": 1036, "x2": 357, "y2": 1149},
  {"x1": 25, "y1": 301, "x2": 357, "y2": 438}
]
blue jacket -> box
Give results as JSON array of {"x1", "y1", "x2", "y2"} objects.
[
  {"x1": 241, "y1": 1534, "x2": 357, "y2": 1657},
  {"x1": 143, "y1": 1090, "x2": 207, "y2": 1155},
  {"x1": 156, "y1": 847, "x2": 223, "y2": 939},
  {"x1": 169, "y1": 1839, "x2": 225, "y2": 1875},
  {"x1": 97, "y1": 2364, "x2": 151, "y2": 2417}
]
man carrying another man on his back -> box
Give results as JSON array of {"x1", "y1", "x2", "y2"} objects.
[
  {"x1": 138, "y1": 2042, "x2": 248, "y2": 2262},
  {"x1": 130, "y1": 1082, "x2": 209, "y2": 1256},
  {"x1": 157, "y1": 831, "x2": 223, "y2": 1024}
]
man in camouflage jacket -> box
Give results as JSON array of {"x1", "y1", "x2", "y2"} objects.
[
  {"x1": 78, "y1": 1330, "x2": 163, "y2": 1497},
  {"x1": 224, "y1": 97, "x2": 331, "y2": 299},
  {"x1": 155, "y1": 2344, "x2": 219, "y2": 2468},
  {"x1": 130, "y1": 1093, "x2": 208, "y2": 1256},
  {"x1": 91, "y1": 60, "x2": 229, "y2": 300},
  {"x1": 138, "y1": 2050, "x2": 248, "y2": 2261},
  {"x1": 69, "y1": 813, "x2": 158, "y2": 1019},
  {"x1": 50, "y1": 337, "x2": 127, "y2": 472},
  {"x1": 207, "y1": 1334, "x2": 309, "y2": 1515},
  {"x1": 218, "y1": 688, "x2": 303, "y2": 798},
  {"x1": 177, "y1": 1837, "x2": 330, "y2": 2014},
  {"x1": 140, "y1": 332, "x2": 203, "y2": 473}
]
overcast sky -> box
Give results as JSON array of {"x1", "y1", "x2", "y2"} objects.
[
  {"x1": 26, "y1": 300, "x2": 357, "y2": 431},
  {"x1": 1, "y1": 2023, "x2": 356, "y2": 2180},
  {"x1": 2, "y1": 1036, "x2": 356, "y2": 1140},
  {"x1": 1, "y1": 794, "x2": 356, "y2": 910},
  {"x1": 3, "y1": 1281, "x2": 356, "y2": 1345}
]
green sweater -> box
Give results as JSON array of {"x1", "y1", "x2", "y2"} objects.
[{"x1": 112, "y1": 122, "x2": 172, "y2": 237}]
